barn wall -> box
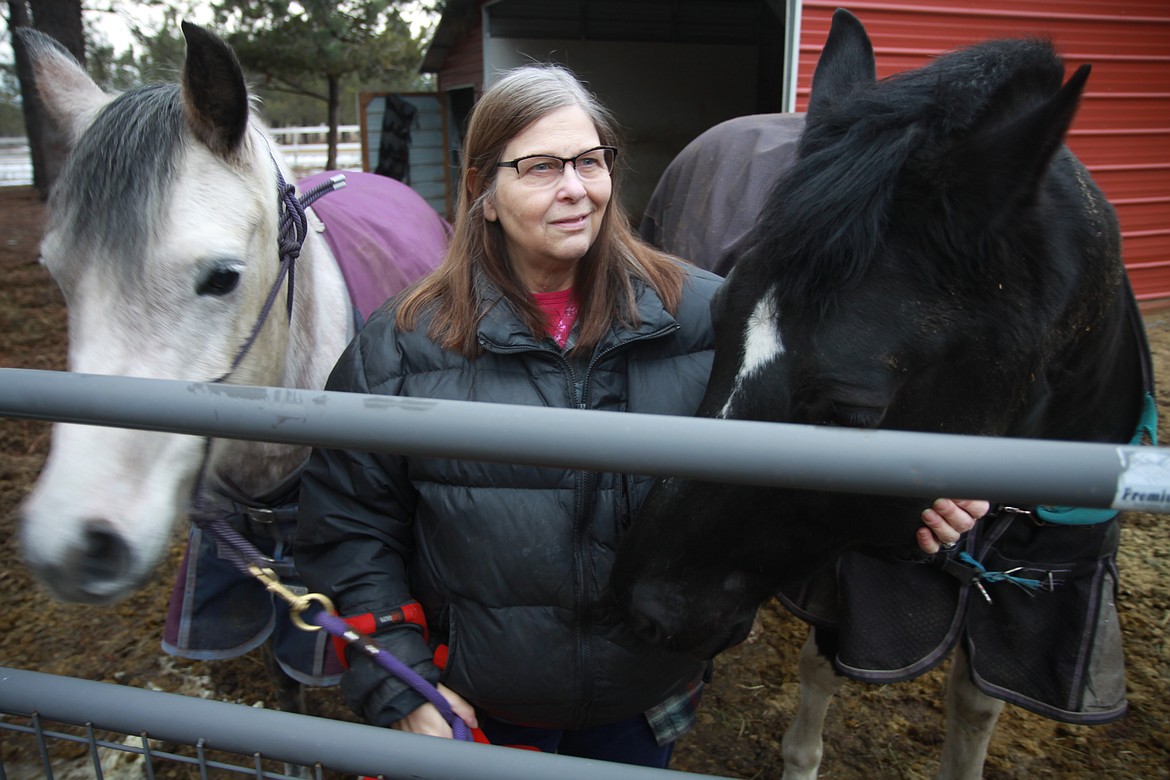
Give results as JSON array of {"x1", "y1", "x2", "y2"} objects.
[
  {"x1": 797, "y1": 0, "x2": 1170, "y2": 302},
  {"x1": 436, "y1": 12, "x2": 485, "y2": 94}
]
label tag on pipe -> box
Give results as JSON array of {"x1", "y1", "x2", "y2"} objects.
[{"x1": 1113, "y1": 448, "x2": 1170, "y2": 512}]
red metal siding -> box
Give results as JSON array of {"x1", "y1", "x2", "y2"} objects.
[
  {"x1": 436, "y1": 8, "x2": 485, "y2": 94},
  {"x1": 798, "y1": 1, "x2": 1170, "y2": 301}
]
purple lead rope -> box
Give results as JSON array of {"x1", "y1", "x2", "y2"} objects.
[
  {"x1": 311, "y1": 610, "x2": 472, "y2": 741},
  {"x1": 192, "y1": 515, "x2": 474, "y2": 741}
]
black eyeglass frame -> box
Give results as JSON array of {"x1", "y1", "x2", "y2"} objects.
[{"x1": 496, "y1": 145, "x2": 619, "y2": 178}]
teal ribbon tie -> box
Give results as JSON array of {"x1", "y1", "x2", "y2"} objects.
[{"x1": 958, "y1": 552, "x2": 1046, "y2": 595}]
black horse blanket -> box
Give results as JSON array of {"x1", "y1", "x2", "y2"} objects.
[
  {"x1": 640, "y1": 113, "x2": 806, "y2": 276},
  {"x1": 779, "y1": 511, "x2": 1131, "y2": 723}
]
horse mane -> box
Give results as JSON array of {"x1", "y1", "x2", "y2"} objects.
[
  {"x1": 51, "y1": 83, "x2": 186, "y2": 272},
  {"x1": 744, "y1": 37, "x2": 1066, "y2": 316}
]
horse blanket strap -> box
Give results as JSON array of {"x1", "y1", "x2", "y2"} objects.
[
  {"x1": 236, "y1": 503, "x2": 299, "y2": 537},
  {"x1": 188, "y1": 503, "x2": 298, "y2": 577},
  {"x1": 182, "y1": 461, "x2": 304, "y2": 573},
  {"x1": 937, "y1": 548, "x2": 1070, "y2": 608},
  {"x1": 224, "y1": 476, "x2": 304, "y2": 545}
]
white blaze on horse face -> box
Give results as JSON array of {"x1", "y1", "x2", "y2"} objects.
[{"x1": 719, "y1": 286, "x2": 785, "y2": 419}]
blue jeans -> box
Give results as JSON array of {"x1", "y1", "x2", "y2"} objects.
[{"x1": 476, "y1": 712, "x2": 675, "y2": 768}]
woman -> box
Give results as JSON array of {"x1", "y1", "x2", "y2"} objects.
[{"x1": 294, "y1": 63, "x2": 983, "y2": 767}]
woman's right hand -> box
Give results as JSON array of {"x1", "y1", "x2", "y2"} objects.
[
  {"x1": 391, "y1": 684, "x2": 479, "y2": 738},
  {"x1": 917, "y1": 498, "x2": 988, "y2": 554}
]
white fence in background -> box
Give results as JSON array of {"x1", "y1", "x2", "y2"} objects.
[
  {"x1": 0, "y1": 137, "x2": 33, "y2": 186},
  {"x1": 268, "y1": 123, "x2": 363, "y2": 175},
  {"x1": 0, "y1": 125, "x2": 363, "y2": 187}
]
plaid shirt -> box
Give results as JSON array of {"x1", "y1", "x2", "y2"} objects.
[{"x1": 645, "y1": 676, "x2": 705, "y2": 746}]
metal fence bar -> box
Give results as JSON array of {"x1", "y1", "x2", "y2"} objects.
[
  {"x1": 0, "y1": 667, "x2": 729, "y2": 780},
  {"x1": 1, "y1": 715, "x2": 316, "y2": 780},
  {"x1": 1, "y1": 367, "x2": 1168, "y2": 511},
  {"x1": 1, "y1": 707, "x2": 310, "y2": 779}
]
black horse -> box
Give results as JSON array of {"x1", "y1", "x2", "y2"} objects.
[{"x1": 611, "y1": 9, "x2": 1152, "y2": 779}]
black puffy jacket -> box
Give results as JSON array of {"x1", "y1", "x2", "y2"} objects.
[{"x1": 295, "y1": 263, "x2": 721, "y2": 729}]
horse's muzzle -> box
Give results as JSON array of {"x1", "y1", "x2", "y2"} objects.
[{"x1": 25, "y1": 519, "x2": 142, "y2": 605}]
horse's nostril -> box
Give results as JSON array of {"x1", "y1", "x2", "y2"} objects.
[
  {"x1": 625, "y1": 602, "x2": 673, "y2": 647},
  {"x1": 636, "y1": 615, "x2": 669, "y2": 646},
  {"x1": 78, "y1": 520, "x2": 131, "y2": 586}
]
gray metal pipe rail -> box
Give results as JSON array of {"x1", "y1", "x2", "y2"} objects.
[
  {"x1": 0, "y1": 367, "x2": 1167, "y2": 511},
  {"x1": 0, "y1": 667, "x2": 727, "y2": 779}
]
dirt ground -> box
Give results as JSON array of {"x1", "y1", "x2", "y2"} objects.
[{"x1": 0, "y1": 183, "x2": 1166, "y2": 779}]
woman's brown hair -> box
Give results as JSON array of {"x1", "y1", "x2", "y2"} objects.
[{"x1": 395, "y1": 63, "x2": 686, "y2": 358}]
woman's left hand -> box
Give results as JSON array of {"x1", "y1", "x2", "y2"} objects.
[
  {"x1": 917, "y1": 498, "x2": 989, "y2": 555},
  {"x1": 391, "y1": 684, "x2": 478, "y2": 739}
]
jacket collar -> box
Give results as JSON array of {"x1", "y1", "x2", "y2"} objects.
[{"x1": 475, "y1": 269, "x2": 679, "y2": 354}]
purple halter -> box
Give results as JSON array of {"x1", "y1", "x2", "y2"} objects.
[{"x1": 215, "y1": 168, "x2": 346, "y2": 382}]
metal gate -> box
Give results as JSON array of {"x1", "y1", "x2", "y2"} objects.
[
  {"x1": 0, "y1": 667, "x2": 719, "y2": 779},
  {"x1": 2, "y1": 367, "x2": 1167, "y2": 778}
]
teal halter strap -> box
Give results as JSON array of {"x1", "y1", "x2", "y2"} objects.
[{"x1": 1034, "y1": 391, "x2": 1158, "y2": 525}]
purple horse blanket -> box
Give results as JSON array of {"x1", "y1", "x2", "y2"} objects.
[
  {"x1": 163, "y1": 172, "x2": 449, "y2": 685},
  {"x1": 300, "y1": 170, "x2": 451, "y2": 322}
]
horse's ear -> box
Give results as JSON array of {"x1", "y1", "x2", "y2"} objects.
[
  {"x1": 15, "y1": 28, "x2": 110, "y2": 147},
  {"x1": 180, "y1": 21, "x2": 250, "y2": 158},
  {"x1": 807, "y1": 8, "x2": 876, "y2": 120},
  {"x1": 945, "y1": 63, "x2": 1090, "y2": 214}
]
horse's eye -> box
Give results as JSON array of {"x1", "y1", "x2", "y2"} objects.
[
  {"x1": 197, "y1": 268, "x2": 240, "y2": 296},
  {"x1": 830, "y1": 403, "x2": 884, "y2": 429}
]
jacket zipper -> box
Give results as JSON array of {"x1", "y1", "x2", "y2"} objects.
[{"x1": 479, "y1": 322, "x2": 680, "y2": 727}]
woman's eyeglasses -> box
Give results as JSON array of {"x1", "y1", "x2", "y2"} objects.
[{"x1": 497, "y1": 146, "x2": 618, "y2": 185}]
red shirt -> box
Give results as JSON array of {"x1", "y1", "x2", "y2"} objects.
[{"x1": 532, "y1": 288, "x2": 578, "y2": 348}]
